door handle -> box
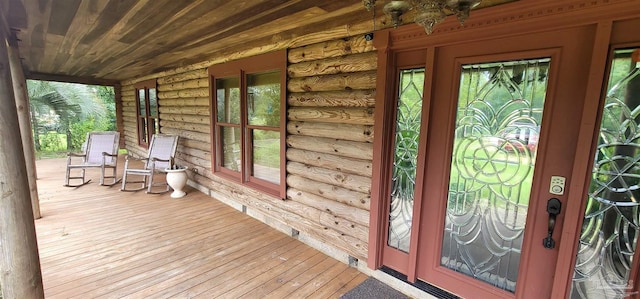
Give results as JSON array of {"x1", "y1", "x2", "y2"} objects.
[{"x1": 543, "y1": 198, "x2": 562, "y2": 249}]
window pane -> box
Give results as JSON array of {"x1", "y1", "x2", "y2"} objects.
[
  {"x1": 221, "y1": 126, "x2": 241, "y2": 171},
  {"x1": 149, "y1": 88, "x2": 158, "y2": 117},
  {"x1": 247, "y1": 71, "x2": 280, "y2": 127},
  {"x1": 140, "y1": 117, "x2": 148, "y2": 144},
  {"x1": 571, "y1": 48, "x2": 640, "y2": 298},
  {"x1": 138, "y1": 89, "x2": 146, "y2": 116},
  {"x1": 216, "y1": 77, "x2": 240, "y2": 124},
  {"x1": 152, "y1": 118, "x2": 159, "y2": 135},
  {"x1": 442, "y1": 58, "x2": 549, "y2": 292},
  {"x1": 251, "y1": 129, "x2": 280, "y2": 184},
  {"x1": 388, "y1": 68, "x2": 424, "y2": 253}
]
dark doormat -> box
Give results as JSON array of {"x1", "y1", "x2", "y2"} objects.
[{"x1": 340, "y1": 277, "x2": 410, "y2": 299}]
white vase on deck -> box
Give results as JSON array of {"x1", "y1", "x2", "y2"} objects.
[{"x1": 165, "y1": 166, "x2": 188, "y2": 198}]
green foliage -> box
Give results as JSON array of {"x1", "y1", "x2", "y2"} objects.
[
  {"x1": 39, "y1": 132, "x2": 66, "y2": 152},
  {"x1": 253, "y1": 130, "x2": 280, "y2": 168},
  {"x1": 391, "y1": 69, "x2": 424, "y2": 200},
  {"x1": 69, "y1": 118, "x2": 96, "y2": 150},
  {"x1": 27, "y1": 80, "x2": 116, "y2": 155},
  {"x1": 96, "y1": 85, "x2": 117, "y2": 131},
  {"x1": 248, "y1": 84, "x2": 280, "y2": 127}
]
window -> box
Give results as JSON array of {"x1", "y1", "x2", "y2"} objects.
[
  {"x1": 135, "y1": 79, "x2": 159, "y2": 147},
  {"x1": 208, "y1": 51, "x2": 286, "y2": 198}
]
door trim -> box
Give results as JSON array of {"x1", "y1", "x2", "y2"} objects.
[
  {"x1": 550, "y1": 20, "x2": 613, "y2": 298},
  {"x1": 552, "y1": 18, "x2": 640, "y2": 298},
  {"x1": 369, "y1": 1, "x2": 640, "y2": 297}
]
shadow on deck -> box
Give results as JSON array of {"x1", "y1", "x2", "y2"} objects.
[{"x1": 35, "y1": 158, "x2": 367, "y2": 298}]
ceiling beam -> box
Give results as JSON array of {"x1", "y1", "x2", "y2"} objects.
[{"x1": 27, "y1": 72, "x2": 118, "y2": 86}]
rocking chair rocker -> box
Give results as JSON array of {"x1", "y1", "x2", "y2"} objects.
[{"x1": 64, "y1": 131, "x2": 120, "y2": 187}]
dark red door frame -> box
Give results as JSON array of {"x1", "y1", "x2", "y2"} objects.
[{"x1": 367, "y1": 1, "x2": 640, "y2": 298}]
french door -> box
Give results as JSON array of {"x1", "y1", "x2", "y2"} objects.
[{"x1": 374, "y1": 26, "x2": 596, "y2": 298}]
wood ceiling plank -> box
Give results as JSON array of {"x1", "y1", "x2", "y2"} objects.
[
  {"x1": 118, "y1": 0, "x2": 189, "y2": 43},
  {"x1": 317, "y1": 1, "x2": 361, "y2": 12},
  {"x1": 16, "y1": 0, "x2": 51, "y2": 75},
  {"x1": 56, "y1": 0, "x2": 113, "y2": 74},
  {"x1": 176, "y1": 1, "x2": 327, "y2": 50},
  {"x1": 88, "y1": 0, "x2": 301, "y2": 77},
  {"x1": 143, "y1": 4, "x2": 367, "y2": 71},
  {"x1": 79, "y1": 0, "x2": 137, "y2": 44},
  {"x1": 40, "y1": 33, "x2": 64, "y2": 72},
  {"x1": 191, "y1": 1, "x2": 360, "y2": 51},
  {"x1": 5, "y1": 0, "x2": 27, "y2": 29},
  {"x1": 47, "y1": 0, "x2": 81, "y2": 36},
  {"x1": 117, "y1": 0, "x2": 223, "y2": 44},
  {"x1": 27, "y1": 24, "x2": 44, "y2": 71},
  {"x1": 63, "y1": 0, "x2": 157, "y2": 76},
  {"x1": 129, "y1": 0, "x2": 295, "y2": 58},
  {"x1": 93, "y1": 1, "x2": 361, "y2": 79},
  {"x1": 9, "y1": 0, "x2": 520, "y2": 81},
  {"x1": 181, "y1": 0, "x2": 299, "y2": 43},
  {"x1": 67, "y1": 0, "x2": 234, "y2": 78}
]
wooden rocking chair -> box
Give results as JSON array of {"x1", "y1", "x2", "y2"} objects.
[
  {"x1": 64, "y1": 131, "x2": 120, "y2": 187},
  {"x1": 120, "y1": 134, "x2": 179, "y2": 194}
]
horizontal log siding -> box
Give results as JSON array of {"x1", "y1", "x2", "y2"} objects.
[
  {"x1": 120, "y1": 84, "x2": 145, "y2": 158},
  {"x1": 285, "y1": 35, "x2": 375, "y2": 261},
  {"x1": 120, "y1": 68, "x2": 211, "y2": 170},
  {"x1": 119, "y1": 35, "x2": 375, "y2": 262}
]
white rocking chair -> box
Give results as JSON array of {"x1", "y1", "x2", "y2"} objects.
[
  {"x1": 64, "y1": 131, "x2": 120, "y2": 187},
  {"x1": 120, "y1": 134, "x2": 179, "y2": 194}
]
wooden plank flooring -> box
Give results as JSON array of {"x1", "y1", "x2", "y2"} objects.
[{"x1": 34, "y1": 158, "x2": 367, "y2": 298}]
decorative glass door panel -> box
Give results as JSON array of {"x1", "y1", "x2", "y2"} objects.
[
  {"x1": 388, "y1": 68, "x2": 425, "y2": 252},
  {"x1": 442, "y1": 58, "x2": 550, "y2": 292},
  {"x1": 378, "y1": 25, "x2": 595, "y2": 298},
  {"x1": 571, "y1": 48, "x2": 640, "y2": 299}
]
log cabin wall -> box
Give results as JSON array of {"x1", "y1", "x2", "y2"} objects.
[
  {"x1": 121, "y1": 69, "x2": 210, "y2": 160},
  {"x1": 119, "y1": 35, "x2": 376, "y2": 263}
]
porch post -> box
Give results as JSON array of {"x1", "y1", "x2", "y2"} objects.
[
  {"x1": 0, "y1": 19, "x2": 45, "y2": 299},
  {"x1": 115, "y1": 83, "x2": 125, "y2": 148},
  {"x1": 7, "y1": 33, "x2": 41, "y2": 219}
]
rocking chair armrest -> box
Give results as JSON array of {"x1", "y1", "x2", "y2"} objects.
[
  {"x1": 102, "y1": 152, "x2": 118, "y2": 158},
  {"x1": 67, "y1": 152, "x2": 86, "y2": 157},
  {"x1": 124, "y1": 154, "x2": 149, "y2": 162},
  {"x1": 150, "y1": 157, "x2": 171, "y2": 163}
]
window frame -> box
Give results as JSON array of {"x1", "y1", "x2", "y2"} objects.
[
  {"x1": 134, "y1": 79, "x2": 159, "y2": 148},
  {"x1": 208, "y1": 50, "x2": 287, "y2": 199}
]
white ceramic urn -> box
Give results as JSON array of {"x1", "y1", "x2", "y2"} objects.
[{"x1": 165, "y1": 166, "x2": 188, "y2": 198}]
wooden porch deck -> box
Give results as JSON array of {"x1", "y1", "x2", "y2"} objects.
[{"x1": 34, "y1": 158, "x2": 367, "y2": 298}]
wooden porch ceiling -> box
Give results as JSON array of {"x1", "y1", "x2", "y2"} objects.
[
  {"x1": 4, "y1": 0, "x2": 516, "y2": 83},
  {"x1": 35, "y1": 158, "x2": 367, "y2": 298}
]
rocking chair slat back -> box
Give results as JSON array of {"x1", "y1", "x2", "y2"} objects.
[{"x1": 147, "y1": 134, "x2": 179, "y2": 170}]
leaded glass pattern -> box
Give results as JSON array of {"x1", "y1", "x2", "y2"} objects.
[
  {"x1": 442, "y1": 58, "x2": 550, "y2": 292},
  {"x1": 387, "y1": 68, "x2": 424, "y2": 252},
  {"x1": 571, "y1": 49, "x2": 640, "y2": 299}
]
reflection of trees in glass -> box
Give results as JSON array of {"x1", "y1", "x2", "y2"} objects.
[
  {"x1": 216, "y1": 77, "x2": 240, "y2": 124},
  {"x1": 387, "y1": 68, "x2": 424, "y2": 252},
  {"x1": 222, "y1": 127, "x2": 241, "y2": 171},
  {"x1": 248, "y1": 84, "x2": 280, "y2": 126},
  {"x1": 572, "y1": 49, "x2": 640, "y2": 299},
  {"x1": 456, "y1": 60, "x2": 548, "y2": 138},
  {"x1": 216, "y1": 72, "x2": 281, "y2": 177},
  {"x1": 442, "y1": 59, "x2": 550, "y2": 293},
  {"x1": 247, "y1": 72, "x2": 281, "y2": 179},
  {"x1": 392, "y1": 69, "x2": 423, "y2": 201}
]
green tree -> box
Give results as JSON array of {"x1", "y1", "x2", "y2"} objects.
[
  {"x1": 95, "y1": 85, "x2": 116, "y2": 131},
  {"x1": 27, "y1": 80, "x2": 107, "y2": 151}
]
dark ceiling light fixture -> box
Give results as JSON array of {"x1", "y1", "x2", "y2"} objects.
[{"x1": 363, "y1": 0, "x2": 481, "y2": 34}]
